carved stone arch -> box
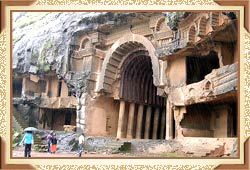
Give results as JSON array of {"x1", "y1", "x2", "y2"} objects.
[
  {"x1": 79, "y1": 36, "x2": 92, "y2": 49},
  {"x1": 188, "y1": 24, "x2": 197, "y2": 43},
  {"x1": 116, "y1": 47, "x2": 147, "y2": 76},
  {"x1": 68, "y1": 34, "x2": 92, "y2": 72},
  {"x1": 211, "y1": 12, "x2": 220, "y2": 26},
  {"x1": 70, "y1": 31, "x2": 91, "y2": 50},
  {"x1": 198, "y1": 14, "x2": 209, "y2": 36},
  {"x1": 96, "y1": 33, "x2": 160, "y2": 93},
  {"x1": 155, "y1": 17, "x2": 166, "y2": 32},
  {"x1": 199, "y1": 16, "x2": 208, "y2": 36}
]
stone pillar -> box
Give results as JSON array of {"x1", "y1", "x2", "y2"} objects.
[
  {"x1": 76, "y1": 104, "x2": 81, "y2": 132},
  {"x1": 136, "y1": 104, "x2": 144, "y2": 139},
  {"x1": 214, "y1": 106, "x2": 228, "y2": 137},
  {"x1": 160, "y1": 109, "x2": 166, "y2": 139},
  {"x1": 174, "y1": 106, "x2": 186, "y2": 138},
  {"x1": 144, "y1": 106, "x2": 152, "y2": 139},
  {"x1": 78, "y1": 107, "x2": 86, "y2": 132},
  {"x1": 215, "y1": 45, "x2": 224, "y2": 67},
  {"x1": 159, "y1": 60, "x2": 168, "y2": 86},
  {"x1": 152, "y1": 108, "x2": 160, "y2": 139},
  {"x1": 126, "y1": 102, "x2": 135, "y2": 139},
  {"x1": 45, "y1": 79, "x2": 50, "y2": 96},
  {"x1": 117, "y1": 100, "x2": 126, "y2": 138},
  {"x1": 210, "y1": 111, "x2": 216, "y2": 132},
  {"x1": 165, "y1": 99, "x2": 173, "y2": 140},
  {"x1": 76, "y1": 93, "x2": 87, "y2": 134},
  {"x1": 22, "y1": 77, "x2": 27, "y2": 96}
]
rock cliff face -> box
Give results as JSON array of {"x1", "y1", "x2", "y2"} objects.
[
  {"x1": 12, "y1": 12, "x2": 139, "y2": 97},
  {"x1": 13, "y1": 12, "x2": 101, "y2": 75},
  {"x1": 12, "y1": 12, "x2": 137, "y2": 76}
]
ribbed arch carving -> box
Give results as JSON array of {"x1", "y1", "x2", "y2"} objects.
[
  {"x1": 119, "y1": 51, "x2": 165, "y2": 106},
  {"x1": 211, "y1": 12, "x2": 220, "y2": 26},
  {"x1": 188, "y1": 25, "x2": 196, "y2": 43},
  {"x1": 155, "y1": 17, "x2": 165, "y2": 32},
  {"x1": 199, "y1": 16, "x2": 208, "y2": 36},
  {"x1": 96, "y1": 33, "x2": 160, "y2": 93}
]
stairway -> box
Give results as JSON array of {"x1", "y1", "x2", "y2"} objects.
[
  {"x1": 34, "y1": 135, "x2": 43, "y2": 145},
  {"x1": 12, "y1": 115, "x2": 23, "y2": 132},
  {"x1": 12, "y1": 107, "x2": 29, "y2": 130},
  {"x1": 180, "y1": 138, "x2": 225, "y2": 157},
  {"x1": 12, "y1": 107, "x2": 42, "y2": 145}
]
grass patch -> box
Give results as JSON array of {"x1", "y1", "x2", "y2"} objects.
[
  {"x1": 12, "y1": 135, "x2": 22, "y2": 144},
  {"x1": 119, "y1": 142, "x2": 132, "y2": 153},
  {"x1": 12, "y1": 130, "x2": 22, "y2": 145},
  {"x1": 33, "y1": 144, "x2": 42, "y2": 151}
]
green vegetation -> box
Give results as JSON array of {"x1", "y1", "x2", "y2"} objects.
[
  {"x1": 32, "y1": 49, "x2": 39, "y2": 60},
  {"x1": 13, "y1": 12, "x2": 50, "y2": 29},
  {"x1": 33, "y1": 144, "x2": 42, "y2": 152},
  {"x1": 37, "y1": 39, "x2": 57, "y2": 73},
  {"x1": 119, "y1": 142, "x2": 131, "y2": 153},
  {"x1": 13, "y1": 34, "x2": 24, "y2": 43},
  {"x1": 12, "y1": 130, "x2": 22, "y2": 145},
  {"x1": 165, "y1": 12, "x2": 188, "y2": 30}
]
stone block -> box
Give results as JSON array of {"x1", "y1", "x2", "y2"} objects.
[{"x1": 63, "y1": 125, "x2": 76, "y2": 132}]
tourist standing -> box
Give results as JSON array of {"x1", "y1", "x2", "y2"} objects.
[
  {"x1": 51, "y1": 133, "x2": 57, "y2": 154},
  {"x1": 19, "y1": 131, "x2": 34, "y2": 157},
  {"x1": 78, "y1": 133, "x2": 85, "y2": 157},
  {"x1": 46, "y1": 131, "x2": 53, "y2": 153}
]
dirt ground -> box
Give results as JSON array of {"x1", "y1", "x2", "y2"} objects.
[
  {"x1": 12, "y1": 137, "x2": 237, "y2": 158},
  {"x1": 12, "y1": 146, "x2": 137, "y2": 158}
]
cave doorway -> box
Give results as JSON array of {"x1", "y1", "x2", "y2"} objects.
[
  {"x1": 186, "y1": 51, "x2": 220, "y2": 85},
  {"x1": 40, "y1": 108, "x2": 76, "y2": 131},
  {"x1": 13, "y1": 78, "x2": 23, "y2": 97},
  {"x1": 180, "y1": 102, "x2": 237, "y2": 137}
]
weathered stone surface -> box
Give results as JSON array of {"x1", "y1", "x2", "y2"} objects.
[
  {"x1": 63, "y1": 125, "x2": 76, "y2": 132},
  {"x1": 13, "y1": 12, "x2": 140, "y2": 76},
  {"x1": 40, "y1": 96, "x2": 77, "y2": 108},
  {"x1": 13, "y1": 12, "x2": 102, "y2": 75},
  {"x1": 168, "y1": 62, "x2": 238, "y2": 106}
]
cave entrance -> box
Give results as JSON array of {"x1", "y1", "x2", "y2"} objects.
[
  {"x1": 13, "y1": 78, "x2": 23, "y2": 97},
  {"x1": 186, "y1": 51, "x2": 220, "y2": 85},
  {"x1": 39, "y1": 108, "x2": 76, "y2": 131},
  {"x1": 116, "y1": 50, "x2": 166, "y2": 139},
  {"x1": 180, "y1": 101, "x2": 237, "y2": 137}
]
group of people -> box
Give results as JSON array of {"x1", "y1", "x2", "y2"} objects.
[
  {"x1": 19, "y1": 130, "x2": 85, "y2": 157},
  {"x1": 46, "y1": 131, "x2": 58, "y2": 154}
]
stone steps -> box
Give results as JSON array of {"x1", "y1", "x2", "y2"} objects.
[
  {"x1": 180, "y1": 138, "x2": 226, "y2": 157},
  {"x1": 12, "y1": 108, "x2": 42, "y2": 145},
  {"x1": 12, "y1": 108, "x2": 29, "y2": 130},
  {"x1": 12, "y1": 116, "x2": 23, "y2": 132},
  {"x1": 34, "y1": 135, "x2": 42, "y2": 145}
]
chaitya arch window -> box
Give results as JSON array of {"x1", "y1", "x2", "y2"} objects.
[
  {"x1": 80, "y1": 38, "x2": 91, "y2": 49},
  {"x1": 199, "y1": 16, "x2": 208, "y2": 36},
  {"x1": 188, "y1": 25, "x2": 196, "y2": 43}
]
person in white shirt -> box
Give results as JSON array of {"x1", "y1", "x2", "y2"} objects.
[{"x1": 78, "y1": 133, "x2": 85, "y2": 157}]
